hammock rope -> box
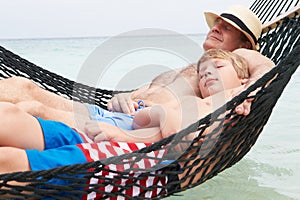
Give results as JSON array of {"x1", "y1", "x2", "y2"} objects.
[{"x1": 0, "y1": 0, "x2": 299, "y2": 199}]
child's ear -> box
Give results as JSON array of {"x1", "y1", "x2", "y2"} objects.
[{"x1": 240, "y1": 78, "x2": 249, "y2": 85}]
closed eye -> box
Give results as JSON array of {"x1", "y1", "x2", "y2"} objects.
[
  {"x1": 224, "y1": 25, "x2": 233, "y2": 31},
  {"x1": 215, "y1": 65, "x2": 224, "y2": 68}
]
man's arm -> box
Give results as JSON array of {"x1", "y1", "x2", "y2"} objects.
[
  {"x1": 233, "y1": 48, "x2": 275, "y2": 115},
  {"x1": 107, "y1": 84, "x2": 150, "y2": 115},
  {"x1": 107, "y1": 67, "x2": 190, "y2": 114},
  {"x1": 233, "y1": 48, "x2": 275, "y2": 84}
]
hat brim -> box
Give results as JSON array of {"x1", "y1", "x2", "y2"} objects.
[{"x1": 204, "y1": 12, "x2": 258, "y2": 50}]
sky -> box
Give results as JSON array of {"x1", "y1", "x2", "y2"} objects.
[{"x1": 0, "y1": 0, "x2": 252, "y2": 39}]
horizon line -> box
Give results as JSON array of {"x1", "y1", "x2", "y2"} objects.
[{"x1": 0, "y1": 32, "x2": 206, "y2": 41}]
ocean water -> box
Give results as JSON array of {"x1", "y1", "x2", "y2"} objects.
[{"x1": 1, "y1": 35, "x2": 299, "y2": 200}]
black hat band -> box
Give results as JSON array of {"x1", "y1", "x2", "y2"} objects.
[{"x1": 220, "y1": 13, "x2": 257, "y2": 44}]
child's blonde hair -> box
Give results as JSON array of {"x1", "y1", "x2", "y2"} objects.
[{"x1": 197, "y1": 49, "x2": 249, "y2": 79}]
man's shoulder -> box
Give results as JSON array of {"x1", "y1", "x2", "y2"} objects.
[
  {"x1": 233, "y1": 48, "x2": 275, "y2": 72},
  {"x1": 181, "y1": 64, "x2": 197, "y2": 73},
  {"x1": 233, "y1": 48, "x2": 258, "y2": 55},
  {"x1": 179, "y1": 64, "x2": 198, "y2": 82},
  {"x1": 233, "y1": 48, "x2": 266, "y2": 62}
]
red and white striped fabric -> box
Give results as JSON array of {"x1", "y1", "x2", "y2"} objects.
[{"x1": 77, "y1": 141, "x2": 169, "y2": 200}]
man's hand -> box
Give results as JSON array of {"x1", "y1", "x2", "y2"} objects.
[
  {"x1": 226, "y1": 85, "x2": 253, "y2": 116},
  {"x1": 235, "y1": 97, "x2": 253, "y2": 115},
  {"x1": 107, "y1": 93, "x2": 138, "y2": 115}
]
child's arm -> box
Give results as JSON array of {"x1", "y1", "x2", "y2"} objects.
[
  {"x1": 132, "y1": 105, "x2": 182, "y2": 139},
  {"x1": 84, "y1": 121, "x2": 163, "y2": 143}
]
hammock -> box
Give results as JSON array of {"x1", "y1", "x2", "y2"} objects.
[{"x1": 0, "y1": 0, "x2": 299, "y2": 199}]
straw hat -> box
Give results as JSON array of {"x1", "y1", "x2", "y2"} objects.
[{"x1": 204, "y1": 5, "x2": 262, "y2": 50}]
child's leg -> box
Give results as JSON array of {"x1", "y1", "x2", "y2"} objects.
[
  {"x1": 0, "y1": 147, "x2": 30, "y2": 174},
  {"x1": 0, "y1": 147, "x2": 31, "y2": 198},
  {"x1": 0, "y1": 102, "x2": 45, "y2": 150}
]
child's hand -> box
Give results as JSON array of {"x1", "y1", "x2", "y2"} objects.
[{"x1": 84, "y1": 121, "x2": 118, "y2": 142}]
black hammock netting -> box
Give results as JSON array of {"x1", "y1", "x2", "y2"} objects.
[{"x1": 0, "y1": 0, "x2": 299, "y2": 199}]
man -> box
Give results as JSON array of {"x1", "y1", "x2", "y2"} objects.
[
  {"x1": 0, "y1": 5, "x2": 274, "y2": 130},
  {"x1": 103, "y1": 5, "x2": 273, "y2": 115}
]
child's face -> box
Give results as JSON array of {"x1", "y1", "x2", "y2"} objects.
[{"x1": 198, "y1": 58, "x2": 242, "y2": 98}]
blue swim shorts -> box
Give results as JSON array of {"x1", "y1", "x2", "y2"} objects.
[
  {"x1": 35, "y1": 117, "x2": 84, "y2": 149},
  {"x1": 26, "y1": 117, "x2": 86, "y2": 170},
  {"x1": 26, "y1": 118, "x2": 88, "y2": 198},
  {"x1": 86, "y1": 104, "x2": 134, "y2": 130},
  {"x1": 26, "y1": 145, "x2": 87, "y2": 171},
  {"x1": 86, "y1": 100, "x2": 146, "y2": 130},
  {"x1": 26, "y1": 145, "x2": 87, "y2": 199}
]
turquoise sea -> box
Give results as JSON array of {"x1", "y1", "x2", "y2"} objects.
[{"x1": 1, "y1": 34, "x2": 299, "y2": 200}]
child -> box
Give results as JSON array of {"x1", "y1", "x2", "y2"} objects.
[{"x1": 84, "y1": 49, "x2": 250, "y2": 142}]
